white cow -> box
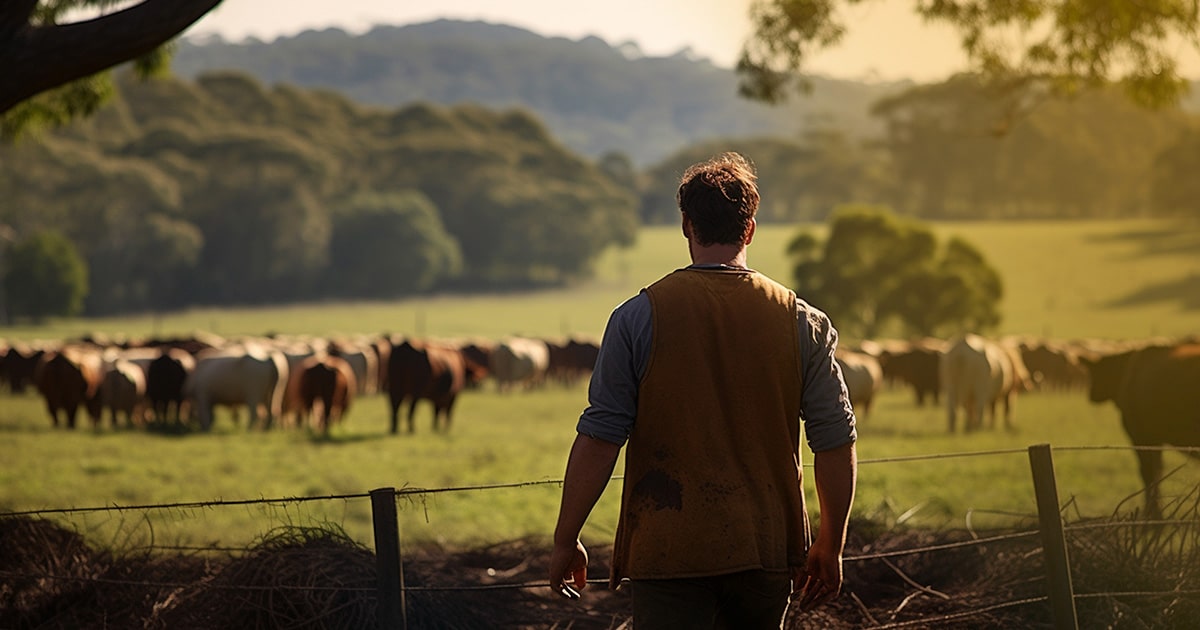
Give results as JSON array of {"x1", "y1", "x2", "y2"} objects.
[
  {"x1": 835, "y1": 350, "x2": 883, "y2": 419},
  {"x1": 490, "y1": 336, "x2": 550, "y2": 392},
  {"x1": 185, "y1": 344, "x2": 289, "y2": 431},
  {"x1": 939, "y1": 334, "x2": 1031, "y2": 432}
]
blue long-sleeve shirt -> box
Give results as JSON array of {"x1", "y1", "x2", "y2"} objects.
[{"x1": 577, "y1": 266, "x2": 858, "y2": 453}]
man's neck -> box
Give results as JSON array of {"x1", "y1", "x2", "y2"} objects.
[{"x1": 688, "y1": 243, "x2": 748, "y2": 268}]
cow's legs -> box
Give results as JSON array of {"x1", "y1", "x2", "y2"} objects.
[
  {"x1": 407, "y1": 399, "x2": 419, "y2": 434},
  {"x1": 438, "y1": 396, "x2": 457, "y2": 432},
  {"x1": 389, "y1": 396, "x2": 402, "y2": 434},
  {"x1": 1136, "y1": 448, "x2": 1165, "y2": 520},
  {"x1": 944, "y1": 386, "x2": 959, "y2": 432}
]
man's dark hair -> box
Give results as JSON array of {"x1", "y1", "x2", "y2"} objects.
[{"x1": 676, "y1": 152, "x2": 760, "y2": 246}]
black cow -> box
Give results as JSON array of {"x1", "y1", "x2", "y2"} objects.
[
  {"x1": 146, "y1": 348, "x2": 195, "y2": 424},
  {"x1": 1084, "y1": 342, "x2": 1200, "y2": 519}
]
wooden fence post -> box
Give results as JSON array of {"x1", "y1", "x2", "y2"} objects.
[
  {"x1": 1028, "y1": 444, "x2": 1079, "y2": 630},
  {"x1": 371, "y1": 487, "x2": 407, "y2": 630}
]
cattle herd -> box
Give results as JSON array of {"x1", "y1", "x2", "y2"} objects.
[
  {"x1": 2, "y1": 330, "x2": 1197, "y2": 517},
  {"x1": 0, "y1": 332, "x2": 600, "y2": 436}
]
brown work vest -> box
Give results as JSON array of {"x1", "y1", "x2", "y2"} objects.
[{"x1": 610, "y1": 267, "x2": 809, "y2": 587}]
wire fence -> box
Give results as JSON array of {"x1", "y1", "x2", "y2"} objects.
[{"x1": 2, "y1": 443, "x2": 1198, "y2": 629}]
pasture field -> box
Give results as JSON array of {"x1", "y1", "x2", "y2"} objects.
[
  {"x1": 1, "y1": 218, "x2": 1197, "y2": 552},
  {"x1": 1, "y1": 219, "x2": 1196, "y2": 344},
  {"x1": 1, "y1": 379, "x2": 1197, "y2": 554}
]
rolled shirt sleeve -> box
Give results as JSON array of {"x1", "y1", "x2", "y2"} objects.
[
  {"x1": 576, "y1": 293, "x2": 652, "y2": 446},
  {"x1": 797, "y1": 299, "x2": 858, "y2": 452}
]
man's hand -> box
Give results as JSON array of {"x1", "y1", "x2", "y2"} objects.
[
  {"x1": 548, "y1": 539, "x2": 589, "y2": 599},
  {"x1": 791, "y1": 540, "x2": 843, "y2": 611}
]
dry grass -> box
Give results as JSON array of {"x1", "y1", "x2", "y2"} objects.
[{"x1": 3, "y1": 500, "x2": 1197, "y2": 629}]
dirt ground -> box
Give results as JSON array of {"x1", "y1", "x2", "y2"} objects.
[{"x1": 5, "y1": 514, "x2": 1196, "y2": 628}]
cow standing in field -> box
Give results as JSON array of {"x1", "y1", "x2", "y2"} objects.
[
  {"x1": 146, "y1": 348, "x2": 195, "y2": 424},
  {"x1": 1083, "y1": 342, "x2": 1200, "y2": 519},
  {"x1": 490, "y1": 336, "x2": 550, "y2": 392},
  {"x1": 878, "y1": 340, "x2": 942, "y2": 407},
  {"x1": 291, "y1": 354, "x2": 356, "y2": 435},
  {"x1": 3, "y1": 343, "x2": 46, "y2": 394},
  {"x1": 940, "y1": 334, "x2": 1031, "y2": 432},
  {"x1": 185, "y1": 344, "x2": 289, "y2": 431},
  {"x1": 836, "y1": 349, "x2": 883, "y2": 419},
  {"x1": 34, "y1": 346, "x2": 105, "y2": 428},
  {"x1": 388, "y1": 339, "x2": 474, "y2": 434},
  {"x1": 546, "y1": 336, "x2": 600, "y2": 387},
  {"x1": 98, "y1": 358, "x2": 146, "y2": 428},
  {"x1": 329, "y1": 338, "x2": 378, "y2": 396},
  {"x1": 1020, "y1": 340, "x2": 1089, "y2": 392},
  {"x1": 458, "y1": 339, "x2": 495, "y2": 389}
]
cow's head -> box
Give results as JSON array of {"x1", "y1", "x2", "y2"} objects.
[{"x1": 1081, "y1": 351, "x2": 1132, "y2": 404}]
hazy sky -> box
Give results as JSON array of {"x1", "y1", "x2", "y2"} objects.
[{"x1": 183, "y1": 0, "x2": 973, "y2": 82}]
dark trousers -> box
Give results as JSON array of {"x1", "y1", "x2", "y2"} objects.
[{"x1": 630, "y1": 569, "x2": 791, "y2": 630}]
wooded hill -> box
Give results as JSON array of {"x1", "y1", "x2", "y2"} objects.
[
  {"x1": 172, "y1": 19, "x2": 908, "y2": 166},
  {"x1": 0, "y1": 71, "x2": 637, "y2": 316}
]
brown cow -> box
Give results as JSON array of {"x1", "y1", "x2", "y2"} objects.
[
  {"x1": 98, "y1": 358, "x2": 146, "y2": 428},
  {"x1": 34, "y1": 346, "x2": 105, "y2": 428},
  {"x1": 3, "y1": 343, "x2": 45, "y2": 394},
  {"x1": 458, "y1": 338, "x2": 495, "y2": 389},
  {"x1": 1083, "y1": 342, "x2": 1200, "y2": 519},
  {"x1": 388, "y1": 339, "x2": 472, "y2": 434},
  {"x1": 546, "y1": 336, "x2": 600, "y2": 387},
  {"x1": 878, "y1": 341, "x2": 942, "y2": 407},
  {"x1": 290, "y1": 354, "x2": 356, "y2": 435},
  {"x1": 1021, "y1": 340, "x2": 1089, "y2": 392}
]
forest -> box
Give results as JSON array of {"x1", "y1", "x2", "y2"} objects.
[{"x1": 2, "y1": 19, "x2": 1199, "y2": 320}]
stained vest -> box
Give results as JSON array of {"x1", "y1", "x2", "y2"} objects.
[{"x1": 609, "y1": 267, "x2": 809, "y2": 587}]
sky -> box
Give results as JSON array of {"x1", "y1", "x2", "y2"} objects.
[{"x1": 182, "y1": 0, "x2": 975, "y2": 83}]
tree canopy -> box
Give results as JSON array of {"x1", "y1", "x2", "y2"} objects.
[
  {"x1": 740, "y1": 0, "x2": 1200, "y2": 109},
  {"x1": 0, "y1": 70, "x2": 638, "y2": 316},
  {"x1": 0, "y1": 0, "x2": 223, "y2": 138},
  {"x1": 2, "y1": 229, "x2": 89, "y2": 323},
  {"x1": 788, "y1": 206, "x2": 1003, "y2": 339}
]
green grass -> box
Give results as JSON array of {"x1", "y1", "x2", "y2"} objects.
[
  {"x1": 2, "y1": 381, "x2": 1197, "y2": 554},
  {"x1": 3, "y1": 219, "x2": 1197, "y2": 343},
  {"x1": 1, "y1": 218, "x2": 1197, "y2": 552}
]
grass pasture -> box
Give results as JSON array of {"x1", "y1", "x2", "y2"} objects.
[
  {"x1": 0, "y1": 218, "x2": 1198, "y2": 553},
  {"x1": 1, "y1": 378, "x2": 1197, "y2": 555},
  {"x1": 1, "y1": 219, "x2": 1197, "y2": 344}
]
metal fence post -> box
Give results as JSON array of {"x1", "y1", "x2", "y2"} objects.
[
  {"x1": 1028, "y1": 444, "x2": 1079, "y2": 630},
  {"x1": 371, "y1": 487, "x2": 407, "y2": 630}
]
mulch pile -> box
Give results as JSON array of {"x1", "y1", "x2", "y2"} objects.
[{"x1": 1, "y1": 511, "x2": 1195, "y2": 629}]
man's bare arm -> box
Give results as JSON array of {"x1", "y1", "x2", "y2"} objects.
[
  {"x1": 794, "y1": 440, "x2": 857, "y2": 610},
  {"x1": 548, "y1": 434, "x2": 622, "y2": 595}
]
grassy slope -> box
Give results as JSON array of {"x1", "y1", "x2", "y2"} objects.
[{"x1": 1, "y1": 219, "x2": 1197, "y2": 550}]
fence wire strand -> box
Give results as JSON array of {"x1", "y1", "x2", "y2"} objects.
[{"x1": 2, "y1": 442, "x2": 1197, "y2": 627}]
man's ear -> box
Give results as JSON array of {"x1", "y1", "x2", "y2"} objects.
[
  {"x1": 744, "y1": 218, "x2": 756, "y2": 245},
  {"x1": 682, "y1": 213, "x2": 693, "y2": 239}
]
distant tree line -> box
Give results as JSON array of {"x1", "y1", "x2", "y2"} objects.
[
  {"x1": 3, "y1": 68, "x2": 1199, "y2": 322},
  {"x1": 638, "y1": 76, "x2": 1200, "y2": 224},
  {"x1": 0, "y1": 71, "x2": 636, "y2": 320}
]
